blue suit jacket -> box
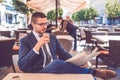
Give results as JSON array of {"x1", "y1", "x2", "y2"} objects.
[{"x1": 18, "y1": 32, "x2": 72, "y2": 72}]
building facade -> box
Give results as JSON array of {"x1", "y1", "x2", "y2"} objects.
[
  {"x1": 88, "y1": 0, "x2": 120, "y2": 25},
  {"x1": 0, "y1": 0, "x2": 26, "y2": 30}
]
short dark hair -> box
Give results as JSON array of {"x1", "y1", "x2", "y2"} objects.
[
  {"x1": 31, "y1": 12, "x2": 46, "y2": 22},
  {"x1": 57, "y1": 17, "x2": 63, "y2": 20}
]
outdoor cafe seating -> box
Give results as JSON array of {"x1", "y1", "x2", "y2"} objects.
[
  {"x1": 96, "y1": 40, "x2": 120, "y2": 68},
  {"x1": 79, "y1": 29, "x2": 120, "y2": 69},
  {"x1": 0, "y1": 31, "x2": 11, "y2": 37},
  {"x1": 0, "y1": 37, "x2": 16, "y2": 72}
]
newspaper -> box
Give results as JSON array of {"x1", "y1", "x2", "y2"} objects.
[{"x1": 66, "y1": 48, "x2": 100, "y2": 66}]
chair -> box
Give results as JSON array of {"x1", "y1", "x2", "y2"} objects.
[
  {"x1": 18, "y1": 33, "x2": 27, "y2": 41},
  {"x1": 58, "y1": 38, "x2": 73, "y2": 52},
  {"x1": 52, "y1": 31, "x2": 68, "y2": 36},
  {"x1": 12, "y1": 33, "x2": 27, "y2": 55},
  {"x1": 84, "y1": 30, "x2": 104, "y2": 46},
  {"x1": 14, "y1": 30, "x2": 27, "y2": 41},
  {"x1": 84, "y1": 30, "x2": 96, "y2": 46},
  {"x1": 108, "y1": 40, "x2": 120, "y2": 67},
  {"x1": 76, "y1": 28, "x2": 86, "y2": 45},
  {"x1": 95, "y1": 40, "x2": 120, "y2": 68},
  {"x1": 0, "y1": 39, "x2": 16, "y2": 72},
  {"x1": 0, "y1": 31, "x2": 11, "y2": 37}
]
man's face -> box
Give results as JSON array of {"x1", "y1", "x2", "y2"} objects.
[
  {"x1": 57, "y1": 19, "x2": 62, "y2": 26},
  {"x1": 58, "y1": 19, "x2": 62, "y2": 23},
  {"x1": 32, "y1": 17, "x2": 47, "y2": 34}
]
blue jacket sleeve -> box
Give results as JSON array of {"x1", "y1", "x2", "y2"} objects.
[{"x1": 18, "y1": 37, "x2": 41, "y2": 72}]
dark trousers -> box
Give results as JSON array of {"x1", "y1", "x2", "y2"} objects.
[
  {"x1": 98, "y1": 54, "x2": 115, "y2": 67},
  {"x1": 38, "y1": 60, "x2": 94, "y2": 74},
  {"x1": 69, "y1": 29, "x2": 77, "y2": 50}
]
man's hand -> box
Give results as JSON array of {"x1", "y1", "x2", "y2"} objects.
[
  {"x1": 34, "y1": 33, "x2": 50, "y2": 51},
  {"x1": 39, "y1": 33, "x2": 50, "y2": 45}
]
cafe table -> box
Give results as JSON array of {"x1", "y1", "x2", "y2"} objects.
[
  {"x1": 3, "y1": 73, "x2": 95, "y2": 80},
  {"x1": 0, "y1": 36, "x2": 15, "y2": 41},
  {"x1": 56, "y1": 35, "x2": 74, "y2": 41},
  {"x1": 93, "y1": 35, "x2": 120, "y2": 43}
]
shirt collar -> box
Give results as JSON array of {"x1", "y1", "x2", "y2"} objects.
[{"x1": 32, "y1": 31, "x2": 40, "y2": 41}]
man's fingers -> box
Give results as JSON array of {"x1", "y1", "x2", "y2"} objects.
[{"x1": 92, "y1": 47, "x2": 98, "y2": 53}]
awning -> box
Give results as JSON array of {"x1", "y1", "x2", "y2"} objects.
[{"x1": 26, "y1": 0, "x2": 87, "y2": 14}]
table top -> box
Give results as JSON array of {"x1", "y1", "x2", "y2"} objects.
[
  {"x1": 57, "y1": 35, "x2": 74, "y2": 41},
  {"x1": 0, "y1": 36, "x2": 15, "y2": 41},
  {"x1": 93, "y1": 35, "x2": 120, "y2": 43},
  {"x1": 3, "y1": 73, "x2": 94, "y2": 80}
]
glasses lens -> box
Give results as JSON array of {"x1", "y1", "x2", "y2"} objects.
[{"x1": 34, "y1": 22, "x2": 48, "y2": 26}]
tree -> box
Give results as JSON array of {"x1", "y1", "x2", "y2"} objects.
[
  {"x1": 72, "y1": 9, "x2": 86, "y2": 21},
  {"x1": 77, "y1": 9, "x2": 86, "y2": 21},
  {"x1": 58, "y1": 8, "x2": 63, "y2": 17},
  {"x1": 72, "y1": 13, "x2": 77, "y2": 21},
  {"x1": 12, "y1": 0, "x2": 34, "y2": 24},
  {"x1": 0, "y1": 0, "x2": 3, "y2": 3},
  {"x1": 72, "y1": 7, "x2": 98, "y2": 24},
  {"x1": 47, "y1": 10, "x2": 56, "y2": 21},
  {"x1": 12, "y1": 0, "x2": 34, "y2": 14},
  {"x1": 84, "y1": 7, "x2": 98, "y2": 20},
  {"x1": 105, "y1": 0, "x2": 120, "y2": 18},
  {"x1": 47, "y1": 8, "x2": 63, "y2": 21},
  {"x1": 12, "y1": 0, "x2": 29, "y2": 14}
]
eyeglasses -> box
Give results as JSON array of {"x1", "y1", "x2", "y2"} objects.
[{"x1": 34, "y1": 22, "x2": 48, "y2": 27}]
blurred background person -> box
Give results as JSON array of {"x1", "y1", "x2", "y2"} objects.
[
  {"x1": 57, "y1": 17, "x2": 77, "y2": 51},
  {"x1": 66, "y1": 15, "x2": 74, "y2": 24},
  {"x1": 46, "y1": 21, "x2": 56, "y2": 33}
]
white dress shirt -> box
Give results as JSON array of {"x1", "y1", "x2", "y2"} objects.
[{"x1": 32, "y1": 31, "x2": 53, "y2": 67}]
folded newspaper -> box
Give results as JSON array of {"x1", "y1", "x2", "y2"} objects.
[{"x1": 66, "y1": 48, "x2": 100, "y2": 66}]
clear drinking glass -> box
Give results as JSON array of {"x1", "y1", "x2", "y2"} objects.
[{"x1": 43, "y1": 33, "x2": 50, "y2": 43}]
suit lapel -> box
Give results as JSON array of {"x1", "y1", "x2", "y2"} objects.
[
  {"x1": 48, "y1": 35, "x2": 57, "y2": 59},
  {"x1": 28, "y1": 32, "x2": 55, "y2": 60},
  {"x1": 28, "y1": 32, "x2": 38, "y2": 47},
  {"x1": 28, "y1": 32, "x2": 44, "y2": 55}
]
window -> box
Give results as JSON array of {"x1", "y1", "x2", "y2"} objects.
[
  {"x1": 6, "y1": 13, "x2": 12, "y2": 24},
  {"x1": 6, "y1": 5, "x2": 14, "y2": 11}
]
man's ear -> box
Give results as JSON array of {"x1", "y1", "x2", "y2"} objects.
[{"x1": 31, "y1": 22, "x2": 35, "y2": 28}]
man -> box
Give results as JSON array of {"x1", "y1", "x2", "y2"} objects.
[
  {"x1": 66, "y1": 15, "x2": 74, "y2": 24},
  {"x1": 57, "y1": 17, "x2": 77, "y2": 51},
  {"x1": 18, "y1": 12, "x2": 116, "y2": 80}
]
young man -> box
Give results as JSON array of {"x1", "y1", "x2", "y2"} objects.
[{"x1": 18, "y1": 12, "x2": 116, "y2": 80}]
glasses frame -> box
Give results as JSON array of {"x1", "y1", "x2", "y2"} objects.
[{"x1": 34, "y1": 22, "x2": 48, "y2": 27}]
